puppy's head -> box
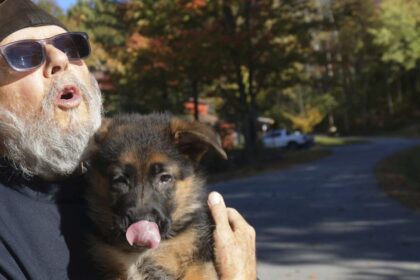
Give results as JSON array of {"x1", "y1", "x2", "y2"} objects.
[{"x1": 86, "y1": 113, "x2": 226, "y2": 251}]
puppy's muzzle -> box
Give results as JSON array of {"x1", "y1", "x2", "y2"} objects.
[{"x1": 126, "y1": 207, "x2": 171, "y2": 238}]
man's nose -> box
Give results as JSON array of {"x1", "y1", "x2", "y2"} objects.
[{"x1": 43, "y1": 44, "x2": 69, "y2": 77}]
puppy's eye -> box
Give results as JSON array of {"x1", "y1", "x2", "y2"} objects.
[
  {"x1": 159, "y1": 173, "x2": 173, "y2": 184},
  {"x1": 112, "y1": 174, "x2": 128, "y2": 184},
  {"x1": 111, "y1": 175, "x2": 130, "y2": 192},
  {"x1": 155, "y1": 173, "x2": 174, "y2": 192}
]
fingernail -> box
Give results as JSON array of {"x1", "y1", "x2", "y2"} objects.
[{"x1": 208, "y1": 192, "x2": 221, "y2": 206}]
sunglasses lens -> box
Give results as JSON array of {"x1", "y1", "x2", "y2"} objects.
[
  {"x1": 53, "y1": 33, "x2": 90, "y2": 60},
  {"x1": 4, "y1": 41, "x2": 43, "y2": 70}
]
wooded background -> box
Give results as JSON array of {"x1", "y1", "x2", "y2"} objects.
[{"x1": 37, "y1": 0, "x2": 420, "y2": 159}]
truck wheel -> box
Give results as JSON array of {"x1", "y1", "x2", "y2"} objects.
[{"x1": 287, "y1": 142, "x2": 299, "y2": 150}]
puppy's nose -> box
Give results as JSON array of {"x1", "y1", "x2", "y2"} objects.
[{"x1": 126, "y1": 208, "x2": 155, "y2": 224}]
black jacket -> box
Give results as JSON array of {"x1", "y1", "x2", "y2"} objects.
[{"x1": 0, "y1": 161, "x2": 93, "y2": 280}]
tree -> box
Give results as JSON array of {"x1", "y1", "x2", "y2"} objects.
[
  {"x1": 35, "y1": 0, "x2": 65, "y2": 19},
  {"x1": 370, "y1": 0, "x2": 420, "y2": 71},
  {"x1": 369, "y1": 0, "x2": 420, "y2": 115},
  {"x1": 66, "y1": 0, "x2": 420, "y2": 141},
  {"x1": 215, "y1": 0, "x2": 321, "y2": 157},
  {"x1": 67, "y1": 0, "x2": 325, "y2": 154}
]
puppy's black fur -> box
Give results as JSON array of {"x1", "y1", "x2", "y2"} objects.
[{"x1": 85, "y1": 113, "x2": 226, "y2": 280}]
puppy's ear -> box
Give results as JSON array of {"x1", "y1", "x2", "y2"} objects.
[
  {"x1": 94, "y1": 118, "x2": 112, "y2": 145},
  {"x1": 170, "y1": 118, "x2": 227, "y2": 162},
  {"x1": 81, "y1": 118, "x2": 113, "y2": 163}
]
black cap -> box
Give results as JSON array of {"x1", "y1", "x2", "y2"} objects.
[{"x1": 0, "y1": 0, "x2": 67, "y2": 42}]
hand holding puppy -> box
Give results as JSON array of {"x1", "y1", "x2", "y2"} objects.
[{"x1": 208, "y1": 192, "x2": 257, "y2": 280}]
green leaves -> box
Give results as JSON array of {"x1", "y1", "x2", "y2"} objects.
[{"x1": 370, "y1": 0, "x2": 420, "y2": 71}]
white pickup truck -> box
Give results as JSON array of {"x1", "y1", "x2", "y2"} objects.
[{"x1": 261, "y1": 129, "x2": 313, "y2": 149}]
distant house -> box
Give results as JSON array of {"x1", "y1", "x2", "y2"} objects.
[
  {"x1": 183, "y1": 98, "x2": 218, "y2": 125},
  {"x1": 183, "y1": 98, "x2": 237, "y2": 150},
  {"x1": 93, "y1": 71, "x2": 114, "y2": 92}
]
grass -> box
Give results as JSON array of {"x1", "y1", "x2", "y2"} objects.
[
  {"x1": 375, "y1": 145, "x2": 420, "y2": 211},
  {"x1": 379, "y1": 124, "x2": 420, "y2": 138},
  {"x1": 315, "y1": 135, "x2": 368, "y2": 146}
]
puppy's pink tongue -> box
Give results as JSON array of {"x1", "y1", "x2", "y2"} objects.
[{"x1": 126, "y1": 220, "x2": 161, "y2": 249}]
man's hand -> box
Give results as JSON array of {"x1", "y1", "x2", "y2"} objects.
[{"x1": 208, "y1": 192, "x2": 257, "y2": 280}]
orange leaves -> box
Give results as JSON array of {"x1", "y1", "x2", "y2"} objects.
[
  {"x1": 127, "y1": 32, "x2": 151, "y2": 50},
  {"x1": 127, "y1": 32, "x2": 170, "y2": 54},
  {"x1": 184, "y1": 0, "x2": 207, "y2": 10},
  {"x1": 126, "y1": 32, "x2": 172, "y2": 73}
]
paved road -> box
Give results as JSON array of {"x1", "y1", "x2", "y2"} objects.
[{"x1": 210, "y1": 138, "x2": 420, "y2": 280}]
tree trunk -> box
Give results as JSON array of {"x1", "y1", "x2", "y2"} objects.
[
  {"x1": 386, "y1": 88, "x2": 394, "y2": 115},
  {"x1": 245, "y1": 0, "x2": 258, "y2": 159},
  {"x1": 298, "y1": 87, "x2": 305, "y2": 116},
  {"x1": 222, "y1": 1, "x2": 255, "y2": 162},
  {"x1": 341, "y1": 75, "x2": 351, "y2": 134},
  {"x1": 191, "y1": 78, "x2": 199, "y2": 121},
  {"x1": 396, "y1": 73, "x2": 402, "y2": 103},
  {"x1": 161, "y1": 71, "x2": 169, "y2": 112}
]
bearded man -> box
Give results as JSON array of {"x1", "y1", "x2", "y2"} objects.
[{"x1": 0, "y1": 0, "x2": 256, "y2": 279}]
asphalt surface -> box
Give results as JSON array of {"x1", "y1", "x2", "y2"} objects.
[{"x1": 209, "y1": 138, "x2": 420, "y2": 280}]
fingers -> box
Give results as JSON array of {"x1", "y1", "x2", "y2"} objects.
[
  {"x1": 227, "y1": 208, "x2": 256, "y2": 241},
  {"x1": 226, "y1": 207, "x2": 248, "y2": 232},
  {"x1": 208, "y1": 192, "x2": 230, "y2": 233},
  {"x1": 208, "y1": 192, "x2": 256, "y2": 237},
  {"x1": 209, "y1": 192, "x2": 258, "y2": 280}
]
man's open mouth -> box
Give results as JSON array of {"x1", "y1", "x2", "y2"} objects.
[{"x1": 55, "y1": 85, "x2": 82, "y2": 110}]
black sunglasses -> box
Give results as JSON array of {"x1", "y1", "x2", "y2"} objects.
[{"x1": 0, "y1": 32, "x2": 91, "y2": 72}]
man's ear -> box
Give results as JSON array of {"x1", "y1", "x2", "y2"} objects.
[{"x1": 170, "y1": 117, "x2": 227, "y2": 162}]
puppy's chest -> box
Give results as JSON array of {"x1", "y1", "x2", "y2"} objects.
[
  {"x1": 117, "y1": 235, "x2": 198, "y2": 280},
  {"x1": 111, "y1": 251, "x2": 163, "y2": 280}
]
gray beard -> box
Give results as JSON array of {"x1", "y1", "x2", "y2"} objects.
[{"x1": 0, "y1": 73, "x2": 103, "y2": 180}]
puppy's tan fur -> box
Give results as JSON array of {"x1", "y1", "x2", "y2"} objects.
[{"x1": 85, "y1": 113, "x2": 226, "y2": 279}]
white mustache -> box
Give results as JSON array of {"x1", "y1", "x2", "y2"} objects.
[{"x1": 0, "y1": 73, "x2": 103, "y2": 179}]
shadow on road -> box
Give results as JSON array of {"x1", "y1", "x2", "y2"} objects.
[{"x1": 209, "y1": 139, "x2": 420, "y2": 279}]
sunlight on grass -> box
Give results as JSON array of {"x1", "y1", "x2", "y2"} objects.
[
  {"x1": 315, "y1": 136, "x2": 367, "y2": 146},
  {"x1": 381, "y1": 124, "x2": 420, "y2": 138}
]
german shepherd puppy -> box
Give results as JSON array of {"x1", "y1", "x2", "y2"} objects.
[{"x1": 85, "y1": 113, "x2": 227, "y2": 280}]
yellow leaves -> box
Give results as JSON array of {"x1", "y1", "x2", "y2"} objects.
[
  {"x1": 282, "y1": 108, "x2": 324, "y2": 133},
  {"x1": 265, "y1": 19, "x2": 275, "y2": 30},
  {"x1": 273, "y1": 35, "x2": 297, "y2": 46},
  {"x1": 137, "y1": 19, "x2": 150, "y2": 29}
]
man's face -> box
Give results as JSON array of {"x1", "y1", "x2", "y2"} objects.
[{"x1": 0, "y1": 25, "x2": 102, "y2": 179}]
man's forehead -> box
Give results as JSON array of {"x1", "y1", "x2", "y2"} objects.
[{"x1": 0, "y1": 25, "x2": 67, "y2": 46}]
